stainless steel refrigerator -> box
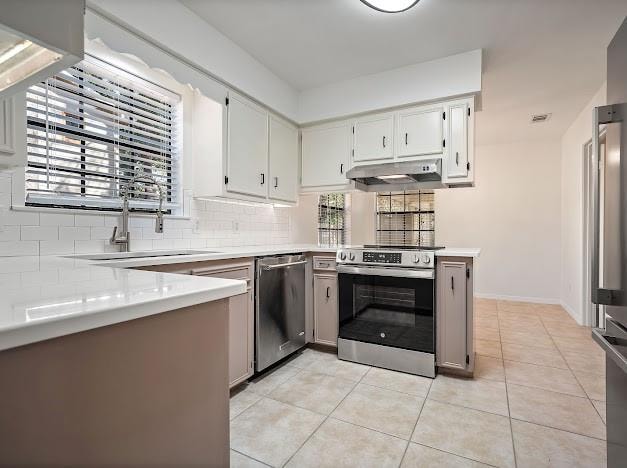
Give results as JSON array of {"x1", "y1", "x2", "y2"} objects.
[{"x1": 591, "y1": 16, "x2": 627, "y2": 468}]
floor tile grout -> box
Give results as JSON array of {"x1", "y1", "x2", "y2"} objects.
[
  {"x1": 231, "y1": 447, "x2": 273, "y2": 467},
  {"x1": 279, "y1": 354, "x2": 369, "y2": 467},
  {"x1": 508, "y1": 416, "x2": 606, "y2": 442},
  {"x1": 231, "y1": 302, "x2": 606, "y2": 467},
  {"x1": 538, "y1": 312, "x2": 607, "y2": 432},
  {"x1": 496, "y1": 304, "x2": 519, "y2": 468}
]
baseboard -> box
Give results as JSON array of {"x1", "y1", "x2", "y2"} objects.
[
  {"x1": 474, "y1": 292, "x2": 561, "y2": 305},
  {"x1": 560, "y1": 300, "x2": 585, "y2": 326}
]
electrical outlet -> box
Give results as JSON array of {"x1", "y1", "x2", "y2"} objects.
[
  {"x1": 233, "y1": 221, "x2": 239, "y2": 231},
  {"x1": 193, "y1": 219, "x2": 200, "y2": 234}
]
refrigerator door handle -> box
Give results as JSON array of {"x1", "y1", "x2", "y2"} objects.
[
  {"x1": 592, "y1": 326, "x2": 627, "y2": 374},
  {"x1": 591, "y1": 104, "x2": 626, "y2": 319}
]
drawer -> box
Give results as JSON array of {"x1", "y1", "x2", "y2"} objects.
[
  {"x1": 191, "y1": 266, "x2": 251, "y2": 289},
  {"x1": 313, "y1": 256, "x2": 337, "y2": 271}
]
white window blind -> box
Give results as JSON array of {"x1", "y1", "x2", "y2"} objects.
[{"x1": 25, "y1": 57, "x2": 181, "y2": 211}]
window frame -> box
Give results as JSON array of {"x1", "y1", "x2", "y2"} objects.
[
  {"x1": 318, "y1": 193, "x2": 347, "y2": 247},
  {"x1": 23, "y1": 53, "x2": 183, "y2": 214},
  {"x1": 375, "y1": 190, "x2": 435, "y2": 246}
]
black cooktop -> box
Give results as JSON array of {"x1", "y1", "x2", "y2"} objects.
[{"x1": 362, "y1": 245, "x2": 445, "y2": 251}]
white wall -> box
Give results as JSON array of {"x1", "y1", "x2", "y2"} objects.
[
  {"x1": 435, "y1": 140, "x2": 562, "y2": 303},
  {"x1": 298, "y1": 50, "x2": 482, "y2": 124},
  {"x1": 87, "y1": 0, "x2": 299, "y2": 121},
  {"x1": 560, "y1": 84, "x2": 606, "y2": 324}
]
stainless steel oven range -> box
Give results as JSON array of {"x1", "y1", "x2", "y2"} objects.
[{"x1": 336, "y1": 245, "x2": 441, "y2": 378}]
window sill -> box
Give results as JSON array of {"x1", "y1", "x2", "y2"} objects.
[{"x1": 10, "y1": 205, "x2": 191, "y2": 221}]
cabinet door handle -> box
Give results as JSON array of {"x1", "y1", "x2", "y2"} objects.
[
  {"x1": 451, "y1": 276, "x2": 454, "y2": 291},
  {"x1": 456, "y1": 152, "x2": 459, "y2": 165},
  {"x1": 260, "y1": 173, "x2": 265, "y2": 185},
  {"x1": 274, "y1": 176, "x2": 278, "y2": 188},
  {"x1": 326, "y1": 286, "x2": 330, "y2": 298},
  {"x1": 405, "y1": 133, "x2": 408, "y2": 145},
  {"x1": 382, "y1": 136, "x2": 386, "y2": 148},
  {"x1": 340, "y1": 163, "x2": 344, "y2": 174}
]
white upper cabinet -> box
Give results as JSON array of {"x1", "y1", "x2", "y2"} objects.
[
  {"x1": 396, "y1": 105, "x2": 444, "y2": 158},
  {"x1": 268, "y1": 116, "x2": 298, "y2": 203},
  {"x1": 301, "y1": 121, "x2": 352, "y2": 190},
  {"x1": 193, "y1": 89, "x2": 300, "y2": 205},
  {"x1": 443, "y1": 98, "x2": 474, "y2": 185},
  {"x1": 353, "y1": 113, "x2": 394, "y2": 163},
  {"x1": 226, "y1": 93, "x2": 268, "y2": 198},
  {"x1": 0, "y1": 94, "x2": 26, "y2": 169},
  {"x1": 446, "y1": 102, "x2": 469, "y2": 179}
]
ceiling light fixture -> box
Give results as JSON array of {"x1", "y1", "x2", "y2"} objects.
[{"x1": 360, "y1": 0, "x2": 420, "y2": 13}]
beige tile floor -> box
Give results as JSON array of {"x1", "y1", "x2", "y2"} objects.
[{"x1": 229, "y1": 299, "x2": 607, "y2": 468}]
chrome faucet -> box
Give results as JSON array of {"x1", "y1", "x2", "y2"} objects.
[{"x1": 110, "y1": 175, "x2": 165, "y2": 252}]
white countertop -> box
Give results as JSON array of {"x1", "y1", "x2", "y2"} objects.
[
  {"x1": 0, "y1": 255, "x2": 246, "y2": 351},
  {"x1": 435, "y1": 247, "x2": 481, "y2": 258},
  {"x1": 0, "y1": 244, "x2": 479, "y2": 351}
]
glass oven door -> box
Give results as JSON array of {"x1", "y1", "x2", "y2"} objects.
[{"x1": 337, "y1": 266, "x2": 435, "y2": 354}]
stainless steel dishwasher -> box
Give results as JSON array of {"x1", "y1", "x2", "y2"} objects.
[{"x1": 255, "y1": 254, "x2": 307, "y2": 372}]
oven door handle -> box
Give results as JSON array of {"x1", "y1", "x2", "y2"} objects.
[{"x1": 337, "y1": 265, "x2": 434, "y2": 279}]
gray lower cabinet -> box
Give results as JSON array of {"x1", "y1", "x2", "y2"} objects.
[
  {"x1": 313, "y1": 273, "x2": 338, "y2": 347},
  {"x1": 437, "y1": 258, "x2": 474, "y2": 374},
  {"x1": 137, "y1": 259, "x2": 255, "y2": 388},
  {"x1": 195, "y1": 264, "x2": 254, "y2": 388}
]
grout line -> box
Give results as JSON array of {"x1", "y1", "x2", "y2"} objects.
[
  {"x1": 496, "y1": 302, "x2": 519, "y2": 468},
  {"x1": 230, "y1": 448, "x2": 273, "y2": 467},
  {"x1": 538, "y1": 314, "x2": 608, "y2": 438},
  {"x1": 508, "y1": 416, "x2": 606, "y2": 442},
  {"x1": 397, "y1": 378, "x2": 433, "y2": 467},
  {"x1": 280, "y1": 353, "x2": 369, "y2": 467},
  {"x1": 539, "y1": 315, "x2": 595, "y2": 401}
]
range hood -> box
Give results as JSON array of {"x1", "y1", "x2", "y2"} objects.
[
  {"x1": 346, "y1": 159, "x2": 444, "y2": 192},
  {"x1": 0, "y1": 0, "x2": 84, "y2": 98}
]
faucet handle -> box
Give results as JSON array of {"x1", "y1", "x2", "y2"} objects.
[{"x1": 110, "y1": 226, "x2": 118, "y2": 243}]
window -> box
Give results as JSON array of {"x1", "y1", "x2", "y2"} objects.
[
  {"x1": 376, "y1": 190, "x2": 435, "y2": 246},
  {"x1": 25, "y1": 56, "x2": 181, "y2": 211},
  {"x1": 318, "y1": 193, "x2": 346, "y2": 246}
]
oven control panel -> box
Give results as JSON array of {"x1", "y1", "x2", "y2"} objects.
[
  {"x1": 363, "y1": 251, "x2": 401, "y2": 264},
  {"x1": 336, "y1": 249, "x2": 435, "y2": 268}
]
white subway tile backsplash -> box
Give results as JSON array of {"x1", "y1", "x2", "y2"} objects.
[
  {"x1": 0, "y1": 241, "x2": 38, "y2": 256},
  {"x1": 1, "y1": 171, "x2": 294, "y2": 256},
  {"x1": 74, "y1": 240, "x2": 106, "y2": 254},
  {"x1": 21, "y1": 226, "x2": 59, "y2": 241},
  {"x1": 40, "y1": 240, "x2": 76, "y2": 256},
  {"x1": 59, "y1": 226, "x2": 91, "y2": 241},
  {"x1": 6, "y1": 210, "x2": 39, "y2": 226},
  {"x1": 90, "y1": 227, "x2": 114, "y2": 241},
  {"x1": 0, "y1": 226, "x2": 20, "y2": 242},
  {"x1": 75, "y1": 214, "x2": 105, "y2": 227},
  {"x1": 40, "y1": 213, "x2": 75, "y2": 226}
]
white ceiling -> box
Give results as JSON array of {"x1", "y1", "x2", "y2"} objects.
[{"x1": 181, "y1": 0, "x2": 627, "y2": 144}]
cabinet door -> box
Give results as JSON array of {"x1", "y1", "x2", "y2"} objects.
[
  {"x1": 227, "y1": 94, "x2": 268, "y2": 198},
  {"x1": 198, "y1": 265, "x2": 254, "y2": 388},
  {"x1": 446, "y1": 102, "x2": 469, "y2": 179},
  {"x1": 228, "y1": 290, "x2": 254, "y2": 386},
  {"x1": 269, "y1": 116, "x2": 298, "y2": 203},
  {"x1": 313, "y1": 274, "x2": 338, "y2": 346},
  {"x1": 301, "y1": 122, "x2": 351, "y2": 188},
  {"x1": 353, "y1": 114, "x2": 393, "y2": 163},
  {"x1": 396, "y1": 106, "x2": 444, "y2": 158},
  {"x1": 438, "y1": 261, "x2": 468, "y2": 370}
]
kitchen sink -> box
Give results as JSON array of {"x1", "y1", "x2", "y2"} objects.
[{"x1": 67, "y1": 250, "x2": 217, "y2": 261}]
